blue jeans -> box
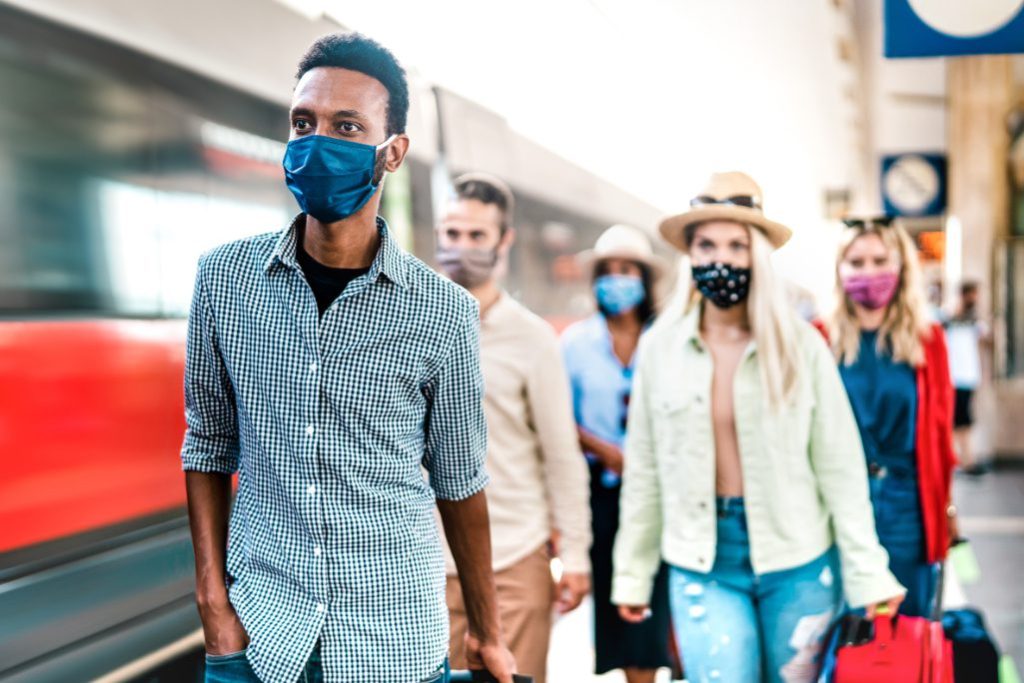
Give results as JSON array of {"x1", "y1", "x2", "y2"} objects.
[
  {"x1": 867, "y1": 466, "x2": 939, "y2": 617},
  {"x1": 203, "y1": 645, "x2": 450, "y2": 682},
  {"x1": 668, "y1": 498, "x2": 843, "y2": 683}
]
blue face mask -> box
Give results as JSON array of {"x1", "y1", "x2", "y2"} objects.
[
  {"x1": 282, "y1": 134, "x2": 396, "y2": 223},
  {"x1": 594, "y1": 274, "x2": 645, "y2": 316}
]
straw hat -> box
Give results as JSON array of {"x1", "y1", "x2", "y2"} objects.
[
  {"x1": 578, "y1": 224, "x2": 666, "y2": 279},
  {"x1": 658, "y1": 171, "x2": 792, "y2": 251}
]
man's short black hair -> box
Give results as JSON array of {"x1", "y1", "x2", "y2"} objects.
[
  {"x1": 452, "y1": 172, "x2": 515, "y2": 232},
  {"x1": 960, "y1": 281, "x2": 979, "y2": 297},
  {"x1": 296, "y1": 33, "x2": 409, "y2": 136}
]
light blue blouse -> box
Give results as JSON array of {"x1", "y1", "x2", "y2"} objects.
[{"x1": 561, "y1": 314, "x2": 635, "y2": 487}]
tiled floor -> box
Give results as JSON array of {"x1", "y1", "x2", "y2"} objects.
[
  {"x1": 952, "y1": 465, "x2": 1024, "y2": 667},
  {"x1": 548, "y1": 464, "x2": 1024, "y2": 680}
]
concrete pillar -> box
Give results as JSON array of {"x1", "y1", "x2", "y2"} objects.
[
  {"x1": 947, "y1": 56, "x2": 1018, "y2": 459},
  {"x1": 947, "y1": 56, "x2": 1014, "y2": 307}
]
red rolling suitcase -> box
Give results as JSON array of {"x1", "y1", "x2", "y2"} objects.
[{"x1": 833, "y1": 612, "x2": 953, "y2": 682}]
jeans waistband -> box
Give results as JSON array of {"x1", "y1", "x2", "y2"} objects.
[
  {"x1": 716, "y1": 496, "x2": 745, "y2": 518},
  {"x1": 867, "y1": 461, "x2": 917, "y2": 480}
]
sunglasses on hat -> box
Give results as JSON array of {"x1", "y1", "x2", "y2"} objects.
[
  {"x1": 689, "y1": 194, "x2": 763, "y2": 210},
  {"x1": 842, "y1": 215, "x2": 894, "y2": 230}
]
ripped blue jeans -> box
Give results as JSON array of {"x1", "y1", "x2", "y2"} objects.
[{"x1": 668, "y1": 498, "x2": 842, "y2": 683}]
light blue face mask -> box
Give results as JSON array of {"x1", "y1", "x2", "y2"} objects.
[
  {"x1": 594, "y1": 274, "x2": 645, "y2": 316},
  {"x1": 282, "y1": 134, "x2": 396, "y2": 223}
]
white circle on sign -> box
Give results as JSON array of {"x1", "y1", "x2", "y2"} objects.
[
  {"x1": 884, "y1": 155, "x2": 940, "y2": 216},
  {"x1": 908, "y1": 0, "x2": 1024, "y2": 37}
]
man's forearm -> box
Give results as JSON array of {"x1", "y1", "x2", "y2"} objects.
[
  {"x1": 437, "y1": 491, "x2": 501, "y2": 643},
  {"x1": 185, "y1": 470, "x2": 233, "y2": 607}
]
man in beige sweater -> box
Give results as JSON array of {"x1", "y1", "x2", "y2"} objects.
[{"x1": 435, "y1": 172, "x2": 592, "y2": 682}]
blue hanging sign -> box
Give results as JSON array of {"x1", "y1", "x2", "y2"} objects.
[{"x1": 885, "y1": 0, "x2": 1024, "y2": 58}]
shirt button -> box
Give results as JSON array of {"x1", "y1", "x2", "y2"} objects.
[
  {"x1": 699, "y1": 501, "x2": 708, "y2": 510},
  {"x1": 309, "y1": 362, "x2": 317, "y2": 373},
  {"x1": 306, "y1": 425, "x2": 315, "y2": 436},
  {"x1": 313, "y1": 546, "x2": 322, "y2": 557},
  {"x1": 307, "y1": 484, "x2": 317, "y2": 496},
  {"x1": 316, "y1": 602, "x2": 325, "y2": 613}
]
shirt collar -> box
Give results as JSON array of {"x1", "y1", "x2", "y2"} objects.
[
  {"x1": 679, "y1": 304, "x2": 705, "y2": 352},
  {"x1": 265, "y1": 214, "x2": 409, "y2": 289},
  {"x1": 480, "y1": 291, "x2": 510, "y2": 329}
]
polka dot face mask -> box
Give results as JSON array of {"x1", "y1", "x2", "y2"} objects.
[{"x1": 692, "y1": 262, "x2": 752, "y2": 309}]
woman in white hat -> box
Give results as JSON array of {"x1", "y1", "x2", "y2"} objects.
[
  {"x1": 611, "y1": 172, "x2": 904, "y2": 682},
  {"x1": 561, "y1": 225, "x2": 673, "y2": 682}
]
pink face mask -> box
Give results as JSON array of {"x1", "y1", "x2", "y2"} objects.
[{"x1": 842, "y1": 272, "x2": 900, "y2": 310}]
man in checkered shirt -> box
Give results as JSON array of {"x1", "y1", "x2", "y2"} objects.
[{"x1": 182, "y1": 33, "x2": 515, "y2": 683}]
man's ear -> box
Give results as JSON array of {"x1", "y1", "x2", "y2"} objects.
[
  {"x1": 385, "y1": 134, "x2": 410, "y2": 172},
  {"x1": 499, "y1": 226, "x2": 517, "y2": 253}
]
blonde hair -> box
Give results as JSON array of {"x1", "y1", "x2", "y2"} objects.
[
  {"x1": 682, "y1": 224, "x2": 802, "y2": 407},
  {"x1": 828, "y1": 223, "x2": 931, "y2": 367}
]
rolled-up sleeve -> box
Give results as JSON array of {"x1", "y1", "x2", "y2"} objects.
[
  {"x1": 807, "y1": 334, "x2": 905, "y2": 608},
  {"x1": 422, "y1": 307, "x2": 489, "y2": 501},
  {"x1": 181, "y1": 256, "x2": 240, "y2": 474}
]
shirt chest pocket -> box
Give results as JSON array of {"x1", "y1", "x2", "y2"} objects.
[
  {"x1": 649, "y1": 391, "x2": 693, "y2": 455},
  {"x1": 760, "y1": 389, "x2": 815, "y2": 475},
  {"x1": 325, "y1": 345, "x2": 425, "y2": 417}
]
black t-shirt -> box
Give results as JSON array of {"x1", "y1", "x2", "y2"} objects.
[{"x1": 296, "y1": 241, "x2": 370, "y2": 317}]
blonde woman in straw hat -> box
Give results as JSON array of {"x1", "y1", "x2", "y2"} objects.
[
  {"x1": 611, "y1": 172, "x2": 904, "y2": 682},
  {"x1": 821, "y1": 216, "x2": 957, "y2": 618},
  {"x1": 561, "y1": 225, "x2": 674, "y2": 682}
]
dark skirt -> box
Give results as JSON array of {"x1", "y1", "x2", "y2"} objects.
[
  {"x1": 954, "y1": 388, "x2": 974, "y2": 428},
  {"x1": 589, "y1": 462, "x2": 673, "y2": 674}
]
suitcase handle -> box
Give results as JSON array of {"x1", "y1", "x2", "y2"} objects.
[
  {"x1": 448, "y1": 671, "x2": 534, "y2": 683},
  {"x1": 869, "y1": 613, "x2": 897, "y2": 664},
  {"x1": 874, "y1": 613, "x2": 894, "y2": 644}
]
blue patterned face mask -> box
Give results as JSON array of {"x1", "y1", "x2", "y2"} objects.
[
  {"x1": 594, "y1": 274, "x2": 645, "y2": 315},
  {"x1": 283, "y1": 134, "x2": 396, "y2": 223}
]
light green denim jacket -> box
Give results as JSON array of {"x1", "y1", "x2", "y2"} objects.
[{"x1": 611, "y1": 306, "x2": 905, "y2": 609}]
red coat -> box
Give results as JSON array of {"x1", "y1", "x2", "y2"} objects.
[
  {"x1": 814, "y1": 322, "x2": 957, "y2": 563},
  {"x1": 914, "y1": 324, "x2": 957, "y2": 563}
]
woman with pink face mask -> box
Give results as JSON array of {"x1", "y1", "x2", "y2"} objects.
[{"x1": 823, "y1": 216, "x2": 958, "y2": 617}]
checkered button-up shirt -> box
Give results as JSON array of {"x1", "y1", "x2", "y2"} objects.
[{"x1": 181, "y1": 216, "x2": 488, "y2": 683}]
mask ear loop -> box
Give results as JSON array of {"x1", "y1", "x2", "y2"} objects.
[
  {"x1": 376, "y1": 134, "x2": 398, "y2": 150},
  {"x1": 374, "y1": 134, "x2": 400, "y2": 189}
]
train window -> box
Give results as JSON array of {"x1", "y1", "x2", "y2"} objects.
[
  {"x1": 0, "y1": 8, "x2": 294, "y2": 318},
  {"x1": 97, "y1": 179, "x2": 288, "y2": 316}
]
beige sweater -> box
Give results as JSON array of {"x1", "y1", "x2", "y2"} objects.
[{"x1": 443, "y1": 293, "x2": 592, "y2": 575}]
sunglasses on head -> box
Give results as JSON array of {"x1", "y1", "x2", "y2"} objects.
[
  {"x1": 689, "y1": 194, "x2": 762, "y2": 210},
  {"x1": 843, "y1": 215, "x2": 894, "y2": 230}
]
